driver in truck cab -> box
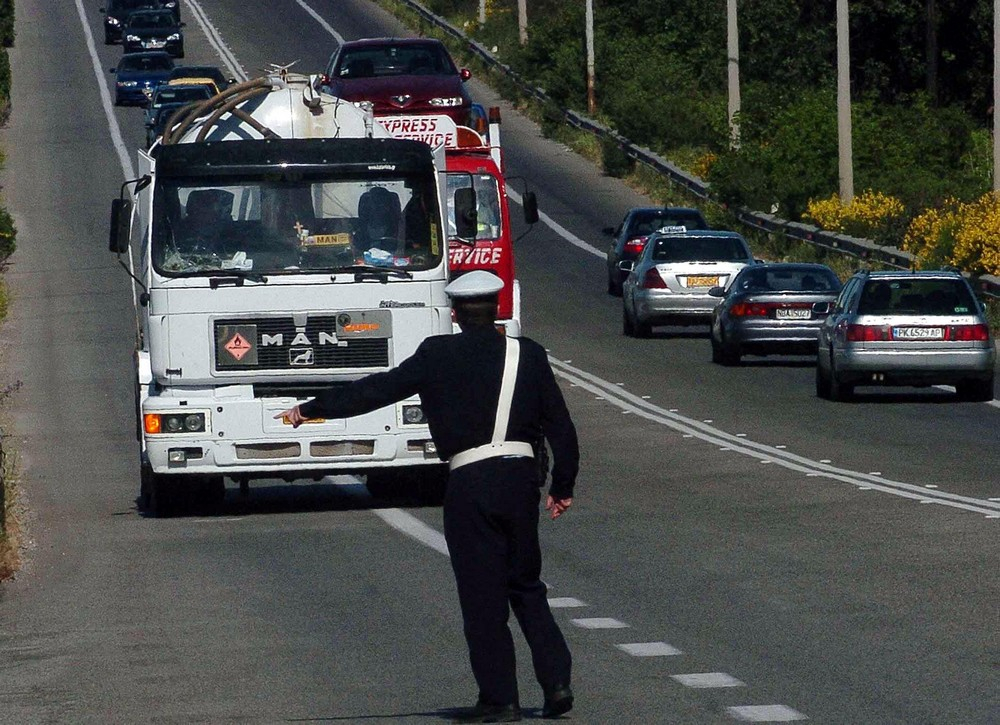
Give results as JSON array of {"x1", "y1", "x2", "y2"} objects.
[{"x1": 354, "y1": 185, "x2": 402, "y2": 256}]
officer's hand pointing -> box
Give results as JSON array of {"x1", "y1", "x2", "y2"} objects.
[
  {"x1": 545, "y1": 495, "x2": 572, "y2": 520},
  {"x1": 275, "y1": 405, "x2": 306, "y2": 428}
]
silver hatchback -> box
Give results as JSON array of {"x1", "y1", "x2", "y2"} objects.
[
  {"x1": 816, "y1": 270, "x2": 996, "y2": 401},
  {"x1": 622, "y1": 229, "x2": 754, "y2": 337}
]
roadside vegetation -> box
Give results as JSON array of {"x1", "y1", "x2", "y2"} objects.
[
  {"x1": 377, "y1": 0, "x2": 1000, "y2": 322},
  {"x1": 0, "y1": 0, "x2": 17, "y2": 581}
]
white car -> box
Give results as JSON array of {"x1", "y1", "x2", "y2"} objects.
[{"x1": 622, "y1": 229, "x2": 755, "y2": 337}]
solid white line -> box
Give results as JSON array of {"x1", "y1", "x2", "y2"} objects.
[
  {"x1": 292, "y1": 0, "x2": 346, "y2": 46},
  {"x1": 548, "y1": 357, "x2": 1000, "y2": 517},
  {"x1": 182, "y1": 0, "x2": 248, "y2": 82},
  {"x1": 507, "y1": 188, "x2": 604, "y2": 259},
  {"x1": 373, "y1": 508, "x2": 450, "y2": 557}
]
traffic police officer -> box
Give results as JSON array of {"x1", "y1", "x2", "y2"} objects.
[{"x1": 277, "y1": 270, "x2": 578, "y2": 723}]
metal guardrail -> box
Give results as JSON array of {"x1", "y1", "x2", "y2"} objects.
[
  {"x1": 397, "y1": 0, "x2": 1000, "y2": 298},
  {"x1": 0, "y1": 439, "x2": 5, "y2": 535}
]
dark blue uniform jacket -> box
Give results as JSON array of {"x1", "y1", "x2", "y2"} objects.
[{"x1": 298, "y1": 325, "x2": 579, "y2": 498}]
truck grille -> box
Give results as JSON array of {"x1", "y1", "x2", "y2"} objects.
[{"x1": 214, "y1": 316, "x2": 390, "y2": 371}]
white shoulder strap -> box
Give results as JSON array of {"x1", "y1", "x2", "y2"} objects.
[{"x1": 491, "y1": 338, "x2": 520, "y2": 444}]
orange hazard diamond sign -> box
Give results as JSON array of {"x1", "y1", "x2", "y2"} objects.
[{"x1": 225, "y1": 333, "x2": 253, "y2": 360}]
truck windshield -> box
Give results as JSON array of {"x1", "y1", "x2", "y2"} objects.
[
  {"x1": 152, "y1": 172, "x2": 443, "y2": 276},
  {"x1": 446, "y1": 172, "x2": 501, "y2": 241}
]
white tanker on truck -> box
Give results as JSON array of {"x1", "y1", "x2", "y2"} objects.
[{"x1": 109, "y1": 72, "x2": 478, "y2": 514}]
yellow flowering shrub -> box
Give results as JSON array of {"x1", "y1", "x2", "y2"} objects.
[
  {"x1": 804, "y1": 190, "x2": 906, "y2": 246},
  {"x1": 903, "y1": 194, "x2": 1000, "y2": 275},
  {"x1": 691, "y1": 151, "x2": 717, "y2": 182}
]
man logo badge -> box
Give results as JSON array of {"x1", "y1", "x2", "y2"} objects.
[{"x1": 290, "y1": 348, "x2": 315, "y2": 366}]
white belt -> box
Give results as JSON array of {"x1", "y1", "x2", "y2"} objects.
[{"x1": 448, "y1": 441, "x2": 535, "y2": 471}]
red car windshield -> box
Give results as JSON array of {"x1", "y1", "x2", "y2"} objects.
[{"x1": 336, "y1": 45, "x2": 457, "y2": 79}]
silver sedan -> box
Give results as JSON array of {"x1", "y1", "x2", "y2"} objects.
[
  {"x1": 622, "y1": 230, "x2": 755, "y2": 337},
  {"x1": 816, "y1": 270, "x2": 996, "y2": 401}
]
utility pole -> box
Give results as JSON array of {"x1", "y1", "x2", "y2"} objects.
[
  {"x1": 518, "y1": 0, "x2": 528, "y2": 45},
  {"x1": 836, "y1": 0, "x2": 854, "y2": 203},
  {"x1": 994, "y1": 0, "x2": 999, "y2": 190},
  {"x1": 726, "y1": 0, "x2": 741, "y2": 149},
  {"x1": 586, "y1": 0, "x2": 596, "y2": 114},
  {"x1": 479, "y1": 0, "x2": 486, "y2": 26}
]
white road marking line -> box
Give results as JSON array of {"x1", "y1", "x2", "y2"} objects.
[
  {"x1": 616, "y1": 641, "x2": 683, "y2": 657},
  {"x1": 373, "y1": 509, "x2": 449, "y2": 557},
  {"x1": 507, "y1": 188, "x2": 604, "y2": 258},
  {"x1": 571, "y1": 617, "x2": 629, "y2": 629},
  {"x1": 549, "y1": 357, "x2": 1000, "y2": 517},
  {"x1": 672, "y1": 672, "x2": 746, "y2": 688},
  {"x1": 290, "y1": 0, "x2": 346, "y2": 45},
  {"x1": 726, "y1": 704, "x2": 808, "y2": 722},
  {"x1": 182, "y1": 0, "x2": 247, "y2": 82},
  {"x1": 548, "y1": 597, "x2": 587, "y2": 608}
]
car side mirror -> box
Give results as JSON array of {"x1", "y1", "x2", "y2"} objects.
[
  {"x1": 522, "y1": 191, "x2": 539, "y2": 225},
  {"x1": 453, "y1": 187, "x2": 477, "y2": 239},
  {"x1": 618, "y1": 260, "x2": 634, "y2": 273},
  {"x1": 460, "y1": 68, "x2": 472, "y2": 82},
  {"x1": 812, "y1": 301, "x2": 832, "y2": 314},
  {"x1": 708, "y1": 286, "x2": 726, "y2": 298},
  {"x1": 99, "y1": 7, "x2": 106, "y2": 12},
  {"x1": 109, "y1": 198, "x2": 133, "y2": 254},
  {"x1": 109, "y1": 67, "x2": 116, "y2": 73},
  {"x1": 602, "y1": 226, "x2": 615, "y2": 236}
]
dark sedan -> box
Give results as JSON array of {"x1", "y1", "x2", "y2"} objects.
[
  {"x1": 709, "y1": 263, "x2": 842, "y2": 365},
  {"x1": 122, "y1": 8, "x2": 184, "y2": 57},
  {"x1": 143, "y1": 83, "x2": 212, "y2": 147},
  {"x1": 319, "y1": 38, "x2": 473, "y2": 126},
  {"x1": 110, "y1": 51, "x2": 175, "y2": 106},
  {"x1": 100, "y1": 0, "x2": 162, "y2": 44},
  {"x1": 604, "y1": 206, "x2": 709, "y2": 295}
]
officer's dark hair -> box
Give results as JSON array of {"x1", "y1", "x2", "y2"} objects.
[{"x1": 453, "y1": 296, "x2": 499, "y2": 328}]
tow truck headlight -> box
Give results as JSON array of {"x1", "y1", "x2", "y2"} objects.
[
  {"x1": 144, "y1": 412, "x2": 207, "y2": 435},
  {"x1": 400, "y1": 405, "x2": 427, "y2": 425},
  {"x1": 430, "y1": 96, "x2": 463, "y2": 107}
]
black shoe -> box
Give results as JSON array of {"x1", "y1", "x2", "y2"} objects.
[
  {"x1": 541, "y1": 685, "x2": 574, "y2": 718},
  {"x1": 452, "y1": 700, "x2": 522, "y2": 723}
]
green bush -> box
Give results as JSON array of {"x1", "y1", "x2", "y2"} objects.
[{"x1": 0, "y1": 0, "x2": 13, "y2": 48}]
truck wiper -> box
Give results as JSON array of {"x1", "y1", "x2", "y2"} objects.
[
  {"x1": 333, "y1": 265, "x2": 413, "y2": 283},
  {"x1": 172, "y1": 270, "x2": 269, "y2": 287}
]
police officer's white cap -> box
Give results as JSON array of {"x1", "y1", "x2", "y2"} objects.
[{"x1": 445, "y1": 270, "x2": 504, "y2": 299}]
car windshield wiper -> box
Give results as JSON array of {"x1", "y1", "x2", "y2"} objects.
[{"x1": 332, "y1": 265, "x2": 413, "y2": 283}]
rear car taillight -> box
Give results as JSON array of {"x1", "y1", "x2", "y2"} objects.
[
  {"x1": 846, "y1": 324, "x2": 891, "y2": 341},
  {"x1": 623, "y1": 236, "x2": 647, "y2": 256},
  {"x1": 949, "y1": 323, "x2": 989, "y2": 341},
  {"x1": 641, "y1": 268, "x2": 667, "y2": 289},
  {"x1": 730, "y1": 302, "x2": 769, "y2": 317}
]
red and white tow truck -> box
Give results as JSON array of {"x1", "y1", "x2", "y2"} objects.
[{"x1": 380, "y1": 108, "x2": 538, "y2": 335}]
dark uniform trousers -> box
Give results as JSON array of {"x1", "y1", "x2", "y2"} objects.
[{"x1": 444, "y1": 456, "x2": 572, "y2": 706}]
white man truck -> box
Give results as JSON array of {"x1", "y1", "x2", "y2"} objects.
[{"x1": 109, "y1": 73, "x2": 478, "y2": 514}]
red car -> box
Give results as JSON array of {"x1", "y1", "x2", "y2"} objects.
[{"x1": 319, "y1": 38, "x2": 473, "y2": 126}]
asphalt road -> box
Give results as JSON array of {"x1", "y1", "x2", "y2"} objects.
[{"x1": 0, "y1": 0, "x2": 997, "y2": 723}]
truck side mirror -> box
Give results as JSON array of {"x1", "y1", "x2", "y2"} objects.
[
  {"x1": 453, "y1": 187, "x2": 477, "y2": 239},
  {"x1": 522, "y1": 191, "x2": 539, "y2": 225},
  {"x1": 109, "y1": 198, "x2": 133, "y2": 254}
]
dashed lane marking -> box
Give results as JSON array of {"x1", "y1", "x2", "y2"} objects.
[
  {"x1": 672, "y1": 672, "x2": 746, "y2": 689},
  {"x1": 571, "y1": 617, "x2": 629, "y2": 629},
  {"x1": 548, "y1": 597, "x2": 587, "y2": 608},
  {"x1": 726, "y1": 704, "x2": 808, "y2": 722},
  {"x1": 616, "y1": 642, "x2": 683, "y2": 657}
]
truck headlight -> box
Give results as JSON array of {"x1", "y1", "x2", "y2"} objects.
[
  {"x1": 144, "y1": 412, "x2": 207, "y2": 434},
  {"x1": 400, "y1": 405, "x2": 427, "y2": 425}
]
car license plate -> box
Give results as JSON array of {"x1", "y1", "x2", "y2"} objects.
[
  {"x1": 686, "y1": 275, "x2": 719, "y2": 288},
  {"x1": 776, "y1": 308, "x2": 810, "y2": 320},
  {"x1": 146, "y1": 40, "x2": 165, "y2": 48},
  {"x1": 893, "y1": 326, "x2": 944, "y2": 340}
]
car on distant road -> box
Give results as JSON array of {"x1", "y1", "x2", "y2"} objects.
[
  {"x1": 122, "y1": 8, "x2": 184, "y2": 57},
  {"x1": 165, "y1": 65, "x2": 236, "y2": 96},
  {"x1": 815, "y1": 269, "x2": 996, "y2": 401},
  {"x1": 709, "y1": 262, "x2": 842, "y2": 365},
  {"x1": 110, "y1": 51, "x2": 175, "y2": 106},
  {"x1": 100, "y1": 0, "x2": 162, "y2": 44},
  {"x1": 622, "y1": 229, "x2": 755, "y2": 337},
  {"x1": 143, "y1": 83, "x2": 213, "y2": 147},
  {"x1": 318, "y1": 38, "x2": 473, "y2": 125},
  {"x1": 604, "y1": 206, "x2": 709, "y2": 295}
]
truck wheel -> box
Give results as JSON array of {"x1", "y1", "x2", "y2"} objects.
[{"x1": 141, "y1": 462, "x2": 179, "y2": 517}]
